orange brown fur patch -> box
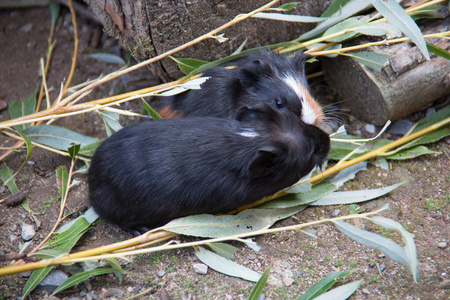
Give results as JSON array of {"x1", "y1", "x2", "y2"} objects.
[{"x1": 157, "y1": 106, "x2": 185, "y2": 119}]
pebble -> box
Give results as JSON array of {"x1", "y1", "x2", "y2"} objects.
[
  {"x1": 438, "y1": 242, "x2": 447, "y2": 249},
  {"x1": 85, "y1": 291, "x2": 97, "y2": 300},
  {"x1": 282, "y1": 276, "x2": 294, "y2": 286},
  {"x1": 193, "y1": 263, "x2": 208, "y2": 275},
  {"x1": 362, "y1": 288, "x2": 371, "y2": 294},
  {"x1": 38, "y1": 270, "x2": 69, "y2": 293},
  {"x1": 103, "y1": 288, "x2": 124, "y2": 298},
  {"x1": 425, "y1": 107, "x2": 436, "y2": 117},
  {"x1": 0, "y1": 100, "x2": 7, "y2": 111},
  {"x1": 331, "y1": 209, "x2": 341, "y2": 217},
  {"x1": 388, "y1": 119, "x2": 415, "y2": 136},
  {"x1": 157, "y1": 270, "x2": 166, "y2": 277},
  {"x1": 364, "y1": 124, "x2": 376, "y2": 134},
  {"x1": 379, "y1": 264, "x2": 386, "y2": 272},
  {"x1": 19, "y1": 221, "x2": 35, "y2": 241},
  {"x1": 257, "y1": 294, "x2": 266, "y2": 300},
  {"x1": 378, "y1": 253, "x2": 385, "y2": 258}
]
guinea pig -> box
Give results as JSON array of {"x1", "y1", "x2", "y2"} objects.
[
  {"x1": 157, "y1": 50, "x2": 324, "y2": 126},
  {"x1": 88, "y1": 104, "x2": 330, "y2": 235}
]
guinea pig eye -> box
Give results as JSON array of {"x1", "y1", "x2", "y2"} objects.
[{"x1": 275, "y1": 98, "x2": 284, "y2": 108}]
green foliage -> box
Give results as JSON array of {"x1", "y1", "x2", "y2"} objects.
[
  {"x1": 8, "y1": 89, "x2": 37, "y2": 131},
  {"x1": 247, "y1": 267, "x2": 271, "y2": 300}
]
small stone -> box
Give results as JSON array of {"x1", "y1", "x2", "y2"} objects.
[
  {"x1": 27, "y1": 161, "x2": 35, "y2": 165},
  {"x1": 438, "y1": 242, "x2": 447, "y2": 249},
  {"x1": 282, "y1": 276, "x2": 294, "y2": 286},
  {"x1": 331, "y1": 209, "x2": 341, "y2": 217},
  {"x1": 20, "y1": 271, "x2": 32, "y2": 277},
  {"x1": 296, "y1": 271, "x2": 303, "y2": 277},
  {"x1": 425, "y1": 107, "x2": 436, "y2": 117},
  {"x1": 0, "y1": 100, "x2": 7, "y2": 111},
  {"x1": 157, "y1": 270, "x2": 166, "y2": 277},
  {"x1": 20, "y1": 23, "x2": 33, "y2": 32},
  {"x1": 388, "y1": 119, "x2": 415, "y2": 136},
  {"x1": 193, "y1": 263, "x2": 208, "y2": 275},
  {"x1": 39, "y1": 270, "x2": 69, "y2": 293},
  {"x1": 379, "y1": 264, "x2": 386, "y2": 272},
  {"x1": 19, "y1": 221, "x2": 35, "y2": 241},
  {"x1": 134, "y1": 286, "x2": 142, "y2": 293},
  {"x1": 104, "y1": 288, "x2": 124, "y2": 298},
  {"x1": 257, "y1": 294, "x2": 266, "y2": 300},
  {"x1": 362, "y1": 288, "x2": 371, "y2": 294},
  {"x1": 364, "y1": 124, "x2": 376, "y2": 134},
  {"x1": 378, "y1": 253, "x2": 385, "y2": 258}
]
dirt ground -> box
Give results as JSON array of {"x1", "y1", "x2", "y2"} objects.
[{"x1": 0, "y1": 6, "x2": 449, "y2": 300}]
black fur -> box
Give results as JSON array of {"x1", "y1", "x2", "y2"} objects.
[
  {"x1": 88, "y1": 105, "x2": 330, "y2": 233},
  {"x1": 157, "y1": 51, "x2": 313, "y2": 118}
]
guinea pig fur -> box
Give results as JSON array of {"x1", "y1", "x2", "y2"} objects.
[
  {"x1": 157, "y1": 50, "x2": 324, "y2": 126},
  {"x1": 88, "y1": 104, "x2": 330, "y2": 234}
]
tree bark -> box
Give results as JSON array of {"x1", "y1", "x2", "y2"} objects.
[
  {"x1": 84, "y1": 0, "x2": 329, "y2": 81},
  {"x1": 321, "y1": 18, "x2": 450, "y2": 126}
]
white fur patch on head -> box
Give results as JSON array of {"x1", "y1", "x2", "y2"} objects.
[
  {"x1": 282, "y1": 75, "x2": 318, "y2": 125},
  {"x1": 236, "y1": 128, "x2": 260, "y2": 138}
]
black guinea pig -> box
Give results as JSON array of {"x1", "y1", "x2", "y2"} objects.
[
  {"x1": 157, "y1": 50, "x2": 324, "y2": 126},
  {"x1": 88, "y1": 105, "x2": 330, "y2": 235}
]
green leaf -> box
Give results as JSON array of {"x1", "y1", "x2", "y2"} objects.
[
  {"x1": 56, "y1": 165, "x2": 69, "y2": 201},
  {"x1": 161, "y1": 206, "x2": 305, "y2": 238},
  {"x1": 22, "y1": 267, "x2": 53, "y2": 298},
  {"x1": 248, "y1": 267, "x2": 271, "y2": 300},
  {"x1": 277, "y1": 2, "x2": 300, "y2": 11},
  {"x1": 0, "y1": 164, "x2": 19, "y2": 194},
  {"x1": 23, "y1": 124, "x2": 98, "y2": 152},
  {"x1": 334, "y1": 219, "x2": 410, "y2": 269},
  {"x1": 87, "y1": 53, "x2": 126, "y2": 65},
  {"x1": 33, "y1": 249, "x2": 63, "y2": 259},
  {"x1": 49, "y1": 0, "x2": 60, "y2": 25},
  {"x1": 195, "y1": 246, "x2": 261, "y2": 282},
  {"x1": 8, "y1": 89, "x2": 37, "y2": 131},
  {"x1": 99, "y1": 111, "x2": 122, "y2": 136},
  {"x1": 141, "y1": 99, "x2": 162, "y2": 120},
  {"x1": 323, "y1": 16, "x2": 370, "y2": 42},
  {"x1": 296, "y1": 269, "x2": 356, "y2": 300},
  {"x1": 259, "y1": 183, "x2": 337, "y2": 209},
  {"x1": 312, "y1": 279, "x2": 363, "y2": 300},
  {"x1": 252, "y1": 12, "x2": 329, "y2": 23},
  {"x1": 208, "y1": 243, "x2": 239, "y2": 260},
  {"x1": 57, "y1": 207, "x2": 99, "y2": 233},
  {"x1": 53, "y1": 268, "x2": 121, "y2": 295},
  {"x1": 2, "y1": 130, "x2": 33, "y2": 187},
  {"x1": 68, "y1": 143, "x2": 80, "y2": 159},
  {"x1": 44, "y1": 218, "x2": 90, "y2": 249},
  {"x1": 285, "y1": 180, "x2": 312, "y2": 193},
  {"x1": 172, "y1": 57, "x2": 209, "y2": 74},
  {"x1": 78, "y1": 140, "x2": 103, "y2": 157},
  {"x1": 426, "y1": 42, "x2": 450, "y2": 60},
  {"x1": 353, "y1": 22, "x2": 402, "y2": 38},
  {"x1": 313, "y1": 182, "x2": 405, "y2": 206},
  {"x1": 412, "y1": 105, "x2": 450, "y2": 133},
  {"x1": 328, "y1": 161, "x2": 367, "y2": 188},
  {"x1": 369, "y1": 0, "x2": 430, "y2": 60},
  {"x1": 347, "y1": 51, "x2": 389, "y2": 72},
  {"x1": 299, "y1": 0, "x2": 372, "y2": 41},
  {"x1": 231, "y1": 39, "x2": 248, "y2": 55},
  {"x1": 321, "y1": 0, "x2": 354, "y2": 18},
  {"x1": 385, "y1": 145, "x2": 440, "y2": 160},
  {"x1": 371, "y1": 216, "x2": 420, "y2": 283}
]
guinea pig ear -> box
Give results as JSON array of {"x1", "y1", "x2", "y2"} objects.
[
  {"x1": 239, "y1": 59, "x2": 274, "y2": 95},
  {"x1": 248, "y1": 146, "x2": 279, "y2": 178},
  {"x1": 293, "y1": 51, "x2": 313, "y2": 69}
]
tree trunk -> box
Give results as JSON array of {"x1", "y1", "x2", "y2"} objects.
[
  {"x1": 322, "y1": 17, "x2": 450, "y2": 126},
  {"x1": 84, "y1": 0, "x2": 329, "y2": 81}
]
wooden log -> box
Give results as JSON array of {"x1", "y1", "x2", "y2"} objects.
[
  {"x1": 321, "y1": 18, "x2": 450, "y2": 126},
  {"x1": 84, "y1": 0, "x2": 329, "y2": 81}
]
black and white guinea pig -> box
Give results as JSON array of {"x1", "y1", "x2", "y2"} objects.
[
  {"x1": 88, "y1": 105, "x2": 330, "y2": 235},
  {"x1": 157, "y1": 50, "x2": 324, "y2": 127}
]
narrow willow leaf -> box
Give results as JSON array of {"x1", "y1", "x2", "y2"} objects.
[
  {"x1": 371, "y1": 216, "x2": 420, "y2": 283},
  {"x1": 321, "y1": 0, "x2": 353, "y2": 18},
  {"x1": 53, "y1": 268, "x2": 121, "y2": 295},
  {"x1": 161, "y1": 206, "x2": 305, "y2": 238},
  {"x1": 99, "y1": 111, "x2": 122, "y2": 136},
  {"x1": 87, "y1": 53, "x2": 126, "y2": 65},
  {"x1": 426, "y1": 42, "x2": 450, "y2": 60},
  {"x1": 299, "y1": 0, "x2": 372, "y2": 40},
  {"x1": 23, "y1": 124, "x2": 98, "y2": 152},
  {"x1": 79, "y1": 140, "x2": 103, "y2": 157},
  {"x1": 44, "y1": 217, "x2": 90, "y2": 248},
  {"x1": 329, "y1": 138, "x2": 391, "y2": 160},
  {"x1": 49, "y1": 0, "x2": 60, "y2": 25},
  {"x1": 323, "y1": 16, "x2": 370, "y2": 42},
  {"x1": 296, "y1": 270, "x2": 356, "y2": 300},
  {"x1": 369, "y1": 0, "x2": 430, "y2": 60},
  {"x1": 33, "y1": 249, "x2": 63, "y2": 259},
  {"x1": 57, "y1": 207, "x2": 99, "y2": 233},
  {"x1": 347, "y1": 51, "x2": 389, "y2": 72},
  {"x1": 328, "y1": 161, "x2": 367, "y2": 189},
  {"x1": 172, "y1": 57, "x2": 208, "y2": 74},
  {"x1": 195, "y1": 246, "x2": 261, "y2": 282},
  {"x1": 385, "y1": 145, "x2": 440, "y2": 160},
  {"x1": 56, "y1": 166, "x2": 69, "y2": 200},
  {"x1": 68, "y1": 143, "x2": 80, "y2": 159},
  {"x1": 0, "y1": 164, "x2": 19, "y2": 194},
  {"x1": 3, "y1": 131, "x2": 33, "y2": 187},
  {"x1": 277, "y1": 2, "x2": 300, "y2": 11},
  {"x1": 334, "y1": 220, "x2": 410, "y2": 267},
  {"x1": 414, "y1": 105, "x2": 450, "y2": 133},
  {"x1": 285, "y1": 180, "x2": 312, "y2": 193},
  {"x1": 8, "y1": 89, "x2": 37, "y2": 131},
  {"x1": 259, "y1": 183, "x2": 337, "y2": 209},
  {"x1": 312, "y1": 279, "x2": 363, "y2": 300},
  {"x1": 208, "y1": 243, "x2": 239, "y2": 260},
  {"x1": 141, "y1": 99, "x2": 162, "y2": 120},
  {"x1": 243, "y1": 238, "x2": 261, "y2": 252},
  {"x1": 252, "y1": 12, "x2": 329, "y2": 23},
  {"x1": 159, "y1": 76, "x2": 210, "y2": 96},
  {"x1": 313, "y1": 181, "x2": 405, "y2": 206},
  {"x1": 354, "y1": 22, "x2": 402, "y2": 38},
  {"x1": 231, "y1": 39, "x2": 247, "y2": 55},
  {"x1": 248, "y1": 267, "x2": 271, "y2": 300},
  {"x1": 306, "y1": 43, "x2": 343, "y2": 58},
  {"x1": 22, "y1": 267, "x2": 53, "y2": 298}
]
